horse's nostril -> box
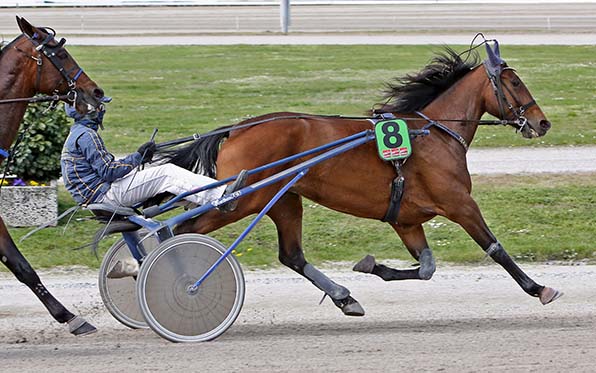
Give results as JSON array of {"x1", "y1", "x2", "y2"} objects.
[
  {"x1": 93, "y1": 87, "x2": 104, "y2": 98},
  {"x1": 540, "y1": 120, "x2": 552, "y2": 131}
]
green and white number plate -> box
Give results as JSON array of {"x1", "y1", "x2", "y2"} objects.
[{"x1": 375, "y1": 119, "x2": 412, "y2": 161}]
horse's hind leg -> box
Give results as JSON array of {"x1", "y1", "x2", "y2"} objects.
[
  {"x1": 268, "y1": 192, "x2": 364, "y2": 316},
  {"x1": 447, "y1": 196, "x2": 561, "y2": 305},
  {"x1": 0, "y1": 223, "x2": 96, "y2": 335},
  {"x1": 354, "y1": 223, "x2": 436, "y2": 281}
]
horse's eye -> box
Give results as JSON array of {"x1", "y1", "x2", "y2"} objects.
[
  {"x1": 512, "y1": 79, "x2": 521, "y2": 88},
  {"x1": 56, "y1": 50, "x2": 68, "y2": 59}
]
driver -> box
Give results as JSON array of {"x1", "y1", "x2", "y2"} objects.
[
  {"x1": 60, "y1": 100, "x2": 247, "y2": 227},
  {"x1": 61, "y1": 100, "x2": 247, "y2": 278}
]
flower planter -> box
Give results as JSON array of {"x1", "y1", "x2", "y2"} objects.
[{"x1": 0, "y1": 181, "x2": 58, "y2": 227}]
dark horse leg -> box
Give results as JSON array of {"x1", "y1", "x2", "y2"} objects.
[
  {"x1": 447, "y1": 195, "x2": 561, "y2": 305},
  {"x1": 268, "y1": 192, "x2": 365, "y2": 316},
  {"x1": 0, "y1": 220, "x2": 96, "y2": 335},
  {"x1": 354, "y1": 224, "x2": 436, "y2": 281}
]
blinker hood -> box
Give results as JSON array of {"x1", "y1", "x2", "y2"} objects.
[{"x1": 484, "y1": 40, "x2": 505, "y2": 76}]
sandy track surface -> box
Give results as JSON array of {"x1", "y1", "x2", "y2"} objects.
[{"x1": 1, "y1": 264, "x2": 595, "y2": 372}]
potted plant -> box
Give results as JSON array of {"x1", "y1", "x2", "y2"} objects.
[{"x1": 0, "y1": 101, "x2": 69, "y2": 227}]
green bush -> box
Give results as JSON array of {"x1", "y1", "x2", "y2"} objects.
[{"x1": 11, "y1": 102, "x2": 69, "y2": 183}]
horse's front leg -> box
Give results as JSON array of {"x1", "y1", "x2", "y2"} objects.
[
  {"x1": 353, "y1": 223, "x2": 436, "y2": 280},
  {"x1": 268, "y1": 192, "x2": 364, "y2": 316},
  {"x1": 447, "y1": 195, "x2": 561, "y2": 305},
  {"x1": 0, "y1": 222, "x2": 96, "y2": 335}
]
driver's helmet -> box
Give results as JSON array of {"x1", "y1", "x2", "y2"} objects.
[{"x1": 65, "y1": 96, "x2": 112, "y2": 128}]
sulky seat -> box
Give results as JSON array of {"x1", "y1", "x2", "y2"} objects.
[{"x1": 86, "y1": 203, "x2": 137, "y2": 220}]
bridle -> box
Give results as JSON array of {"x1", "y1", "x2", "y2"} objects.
[
  {"x1": 7, "y1": 29, "x2": 84, "y2": 106},
  {"x1": 403, "y1": 62, "x2": 540, "y2": 152},
  {"x1": 0, "y1": 29, "x2": 86, "y2": 181},
  {"x1": 484, "y1": 63, "x2": 537, "y2": 133}
]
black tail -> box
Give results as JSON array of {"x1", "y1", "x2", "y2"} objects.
[{"x1": 157, "y1": 125, "x2": 232, "y2": 178}]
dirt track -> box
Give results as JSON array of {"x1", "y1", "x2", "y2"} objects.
[
  {"x1": 1, "y1": 4, "x2": 595, "y2": 371},
  {"x1": 1, "y1": 263, "x2": 595, "y2": 372}
]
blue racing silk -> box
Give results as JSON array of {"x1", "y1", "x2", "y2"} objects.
[{"x1": 61, "y1": 123, "x2": 142, "y2": 205}]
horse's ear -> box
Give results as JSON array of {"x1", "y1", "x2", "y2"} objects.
[
  {"x1": 492, "y1": 40, "x2": 501, "y2": 59},
  {"x1": 484, "y1": 41, "x2": 502, "y2": 68},
  {"x1": 16, "y1": 16, "x2": 36, "y2": 38}
]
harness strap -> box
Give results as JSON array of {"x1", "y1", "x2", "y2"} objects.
[
  {"x1": 18, "y1": 31, "x2": 82, "y2": 99},
  {"x1": 502, "y1": 79, "x2": 537, "y2": 115},
  {"x1": 382, "y1": 167, "x2": 405, "y2": 224},
  {"x1": 415, "y1": 111, "x2": 469, "y2": 152},
  {"x1": 72, "y1": 68, "x2": 84, "y2": 82},
  {"x1": 483, "y1": 63, "x2": 537, "y2": 132},
  {"x1": 519, "y1": 99, "x2": 536, "y2": 113},
  {"x1": 485, "y1": 63, "x2": 508, "y2": 120}
]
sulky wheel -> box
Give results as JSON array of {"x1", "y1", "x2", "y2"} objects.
[
  {"x1": 98, "y1": 230, "x2": 159, "y2": 329},
  {"x1": 136, "y1": 233, "x2": 245, "y2": 343}
]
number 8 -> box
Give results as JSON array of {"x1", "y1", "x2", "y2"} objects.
[{"x1": 381, "y1": 121, "x2": 403, "y2": 148}]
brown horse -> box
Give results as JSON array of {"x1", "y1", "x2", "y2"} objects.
[
  {"x1": 0, "y1": 17, "x2": 106, "y2": 335},
  {"x1": 163, "y1": 41, "x2": 560, "y2": 315}
]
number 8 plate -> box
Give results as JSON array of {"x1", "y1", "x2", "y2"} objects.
[{"x1": 374, "y1": 119, "x2": 412, "y2": 161}]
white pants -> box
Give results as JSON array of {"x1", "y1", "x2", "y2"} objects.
[{"x1": 100, "y1": 163, "x2": 226, "y2": 207}]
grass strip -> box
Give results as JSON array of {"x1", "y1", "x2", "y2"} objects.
[{"x1": 6, "y1": 173, "x2": 595, "y2": 270}]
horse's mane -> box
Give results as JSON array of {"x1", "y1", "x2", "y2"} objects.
[
  {"x1": 375, "y1": 47, "x2": 479, "y2": 113},
  {"x1": 0, "y1": 34, "x2": 23, "y2": 61}
]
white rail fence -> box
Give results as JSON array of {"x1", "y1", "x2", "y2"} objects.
[{"x1": 3, "y1": 0, "x2": 595, "y2": 7}]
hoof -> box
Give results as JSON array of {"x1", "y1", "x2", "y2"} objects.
[
  {"x1": 332, "y1": 296, "x2": 365, "y2": 316},
  {"x1": 68, "y1": 316, "x2": 98, "y2": 336},
  {"x1": 539, "y1": 287, "x2": 563, "y2": 305},
  {"x1": 353, "y1": 255, "x2": 376, "y2": 274}
]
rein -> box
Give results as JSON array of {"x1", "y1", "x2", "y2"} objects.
[
  {"x1": 156, "y1": 113, "x2": 516, "y2": 152},
  {"x1": 156, "y1": 114, "x2": 371, "y2": 149},
  {"x1": 0, "y1": 92, "x2": 75, "y2": 105}
]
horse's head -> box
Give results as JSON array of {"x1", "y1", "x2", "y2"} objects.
[
  {"x1": 14, "y1": 16, "x2": 106, "y2": 114},
  {"x1": 482, "y1": 41, "x2": 551, "y2": 139}
]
